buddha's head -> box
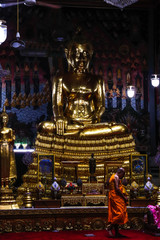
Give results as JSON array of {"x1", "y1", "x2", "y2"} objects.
[
  {"x1": 65, "y1": 29, "x2": 93, "y2": 73},
  {"x1": 0, "y1": 106, "x2": 9, "y2": 127}
]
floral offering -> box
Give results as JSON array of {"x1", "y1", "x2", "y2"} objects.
[{"x1": 67, "y1": 182, "x2": 76, "y2": 192}]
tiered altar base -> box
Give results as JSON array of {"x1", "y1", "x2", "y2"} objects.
[
  {"x1": 0, "y1": 206, "x2": 147, "y2": 233},
  {"x1": 18, "y1": 132, "x2": 137, "y2": 198}
]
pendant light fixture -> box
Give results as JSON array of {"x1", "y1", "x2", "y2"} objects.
[
  {"x1": 0, "y1": 20, "x2": 7, "y2": 45},
  {"x1": 151, "y1": 74, "x2": 160, "y2": 87},
  {"x1": 126, "y1": 85, "x2": 136, "y2": 98},
  {"x1": 10, "y1": 0, "x2": 25, "y2": 49}
]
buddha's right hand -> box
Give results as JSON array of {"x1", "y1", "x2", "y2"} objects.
[{"x1": 56, "y1": 118, "x2": 67, "y2": 135}]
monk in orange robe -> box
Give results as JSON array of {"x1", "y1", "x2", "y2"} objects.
[{"x1": 107, "y1": 167, "x2": 128, "y2": 238}]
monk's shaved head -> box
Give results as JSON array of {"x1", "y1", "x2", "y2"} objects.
[
  {"x1": 117, "y1": 167, "x2": 125, "y2": 179},
  {"x1": 117, "y1": 167, "x2": 125, "y2": 174}
]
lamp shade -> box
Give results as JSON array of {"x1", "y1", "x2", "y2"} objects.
[
  {"x1": 10, "y1": 32, "x2": 25, "y2": 50},
  {"x1": 0, "y1": 20, "x2": 7, "y2": 45},
  {"x1": 127, "y1": 85, "x2": 135, "y2": 98},
  {"x1": 151, "y1": 74, "x2": 160, "y2": 87}
]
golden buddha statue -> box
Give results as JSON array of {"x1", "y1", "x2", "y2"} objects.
[
  {"x1": 0, "y1": 106, "x2": 17, "y2": 209},
  {"x1": 130, "y1": 177, "x2": 139, "y2": 199},
  {"x1": 19, "y1": 31, "x2": 137, "y2": 199},
  {"x1": 0, "y1": 106, "x2": 16, "y2": 187},
  {"x1": 38, "y1": 31, "x2": 127, "y2": 137}
]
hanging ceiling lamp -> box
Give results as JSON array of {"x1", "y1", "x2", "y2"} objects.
[
  {"x1": 151, "y1": 74, "x2": 160, "y2": 87},
  {"x1": 103, "y1": 0, "x2": 138, "y2": 9},
  {"x1": 126, "y1": 85, "x2": 136, "y2": 98},
  {"x1": 0, "y1": 20, "x2": 7, "y2": 45},
  {"x1": 10, "y1": 0, "x2": 25, "y2": 49}
]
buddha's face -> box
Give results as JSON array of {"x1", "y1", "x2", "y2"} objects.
[
  {"x1": 1, "y1": 114, "x2": 8, "y2": 127},
  {"x1": 66, "y1": 43, "x2": 93, "y2": 72}
]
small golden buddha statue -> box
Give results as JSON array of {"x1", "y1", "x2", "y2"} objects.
[
  {"x1": 0, "y1": 106, "x2": 16, "y2": 188},
  {"x1": 36, "y1": 180, "x2": 45, "y2": 200},
  {"x1": 130, "y1": 178, "x2": 139, "y2": 199},
  {"x1": 38, "y1": 30, "x2": 127, "y2": 137}
]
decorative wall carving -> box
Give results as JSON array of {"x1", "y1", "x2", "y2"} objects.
[{"x1": 0, "y1": 207, "x2": 147, "y2": 233}]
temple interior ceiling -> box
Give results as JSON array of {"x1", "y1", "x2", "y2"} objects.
[
  {"x1": 1, "y1": 0, "x2": 159, "y2": 8},
  {"x1": 0, "y1": 1, "x2": 157, "y2": 49},
  {"x1": 38, "y1": 0, "x2": 159, "y2": 8},
  {"x1": 0, "y1": 0, "x2": 159, "y2": 48}
]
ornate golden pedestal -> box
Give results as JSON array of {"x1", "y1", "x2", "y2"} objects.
[
  {"x1": 18, "y1": 132, "x2": 137, "y2": 199},
  {"x1": 61, "y1": 182, "x2": 107, "y2": 207},
  {"x1": 61, "y1": 195, "x2": 107, "y2": 206},
  {"x1": 0, "y1": 187, "x2": 19, "y2": 209}
]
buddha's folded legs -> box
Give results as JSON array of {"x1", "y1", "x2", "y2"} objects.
[
  {"x1": 38, "y1": 121, "x2": 128, "y2": 137},
  {"x1": 79, "y1": 123, "x2": 128, "y2": 137}
]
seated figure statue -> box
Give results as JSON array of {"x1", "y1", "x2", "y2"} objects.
[
  {"x1": 38, "y1": 30, "x2": 127, "y2": 137},
  {"x1": 20, "y1": 30, "x2": 136, "y2": 195},
  {"x1": 130, "y1": 178, "x2": 139, "y2": 199}
]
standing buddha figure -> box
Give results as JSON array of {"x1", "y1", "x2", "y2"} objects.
[{"x1": 0, "y1": 106, "x2": 16, "y2": 189}]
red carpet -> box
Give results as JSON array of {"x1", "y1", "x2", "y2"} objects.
[{"x1": 0, "y1": 230, "x2": 159, "y2": 240}]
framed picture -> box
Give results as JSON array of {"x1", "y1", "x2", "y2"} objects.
[
  {"x1": 130, "y1": 154, "x2": 148, "y2": 184},
  {"x1": 38, "y1": 154, "x2": 55, "y2": 182}
]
